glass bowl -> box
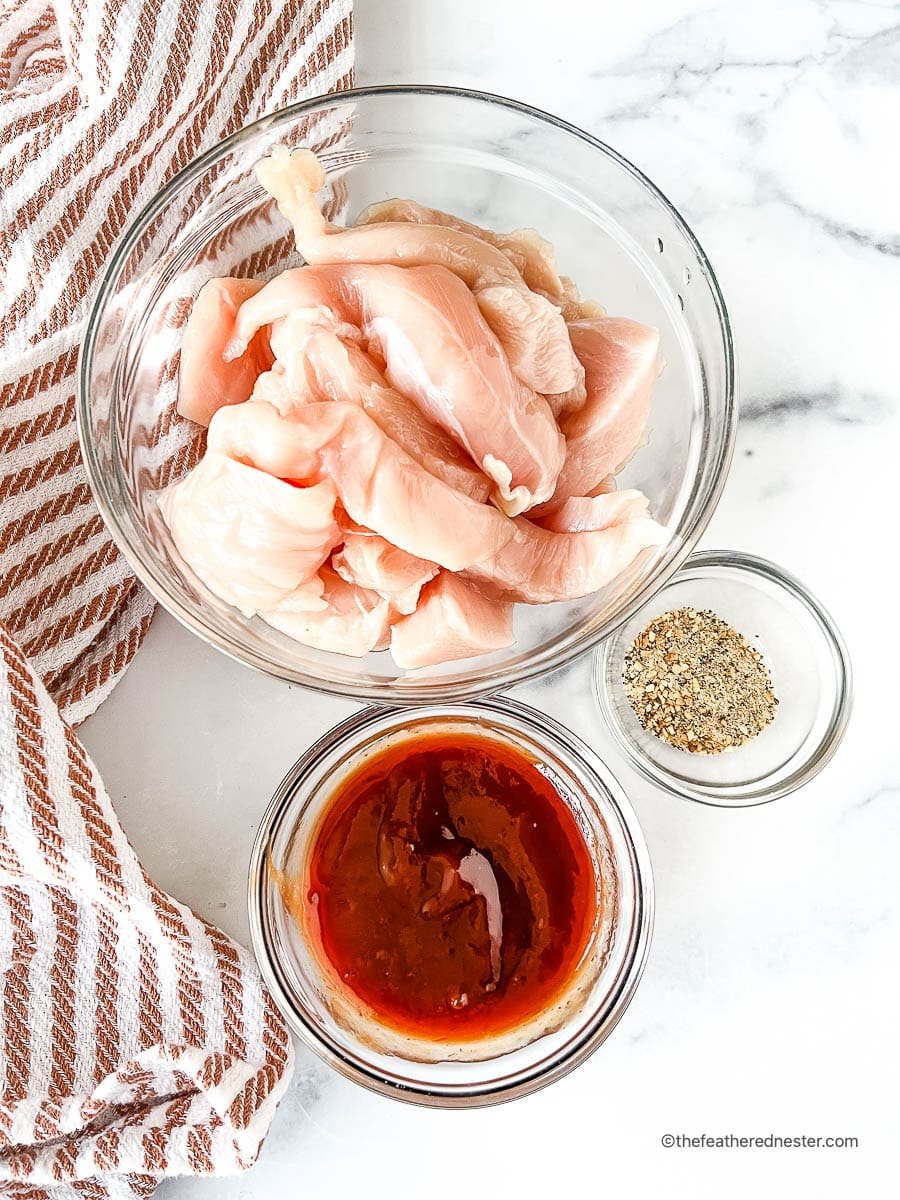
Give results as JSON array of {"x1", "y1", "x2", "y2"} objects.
[
  {"x1": 593, "y1": 551, "x2": 852, "y2": 806},
  {"x1": 78, "y1": 85, "x2": 736, "y2": 702},
  {"x1": 247, "y1": 697, "x2": 654, "y2": 1106}
]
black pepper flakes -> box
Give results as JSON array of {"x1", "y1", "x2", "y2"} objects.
[{"x1": 622, "y1": 607, "x2": 778, "y2": 754}]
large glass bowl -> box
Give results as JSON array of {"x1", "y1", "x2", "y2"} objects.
[{"x1": 77, "y1": 85, "x2": 736, "y2": 702}]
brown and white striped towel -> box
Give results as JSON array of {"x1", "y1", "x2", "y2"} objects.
[
  {"x1": 0, "y1": 624, "x2": 295, "y2": 1198},
  {"x1": 0, "y1": 0, "x2": 354, "y2": 725},
  {"x1": 0, "y1": 0, "x2": 355, "y2": 1194}
]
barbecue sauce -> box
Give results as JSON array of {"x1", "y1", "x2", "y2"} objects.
[{"x1": 291, "y1": 733, "x2": 598, "y2": 1040}]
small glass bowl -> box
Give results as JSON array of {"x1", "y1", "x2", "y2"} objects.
[
  {"x1": 248, "y1": 698, "x2": 654, "y2": 1107},
  {"x1": 593, "y1": 551, "x2": 852, "y2": 806}
]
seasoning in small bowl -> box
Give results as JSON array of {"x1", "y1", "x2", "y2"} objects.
[
  {"x1": 594, "y1": 551, "x2": 852, "y2": 806},
  {"x1": 623, "y1": 606, "x2": 778, "y2": 754}
]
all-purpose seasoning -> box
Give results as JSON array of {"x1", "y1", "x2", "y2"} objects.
[
  {"x1": 623, "y1": 606, "x2": 778, "y2": 753},
  {"x1": 286, "y1": 733, "x2": 598, "y2": 1041}
]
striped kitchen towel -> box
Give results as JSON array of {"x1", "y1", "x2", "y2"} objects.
[
  {"x1": 0, "y1": 624, "x2": 295, "y2": 1197},
  {"x1": 0, "y1": 0, "x2": 354, "y2": 1195},
  {"x1": 0, "y1": 0, "x2": 354, "y2": 725}
]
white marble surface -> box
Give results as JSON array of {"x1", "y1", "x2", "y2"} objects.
[{"x1": 80, "y1": 1, "x2": 899, "y2": 1195}]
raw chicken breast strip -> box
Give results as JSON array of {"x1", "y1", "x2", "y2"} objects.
[
  {"x1": 263, "y1": 567, "x2": 392, "y2": 657},
  {"x1": 159, "y1": 452, "x2": 339, "y2": 614},
  {"x1": 358, "y1": 200, "x2": 604, "y2": 325},
  {"x1": 391, "y1": 572, "x2": 515, "y2": 669},
  {"x1": 536, "y1": 490, "x2": 650, "y2": 532},
  {"x1": 333, "y1": 530, "x2": 438, "y2": 615},
  {"x1": 206, "y1": 399, "x2": 515, "y2": 571},
  {"x1": 267, "y1": 323, "x2": 491, "y2": 502},
  {"x1": 177, "y1": 277, "x2": 273, "y2": 427},
  {"x1": 547, "y1": 317, "x2": 660, "y2": 505},
  {"x1": 227, "y1": 264, "x2": 565, "y2": 514},
  {"x1": 465, "y1": 506, "x2": 666, "y2": 604},
  {"x1": 255, "y1": 147, "x2": 584, "y2": 397},
  {"x1": 356, "y1": 198, "x2": 566, "y2": 302}
]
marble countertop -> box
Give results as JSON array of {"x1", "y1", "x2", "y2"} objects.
[{"x1": 80, "y1": 1, "x2": 898, "y2": 1195}]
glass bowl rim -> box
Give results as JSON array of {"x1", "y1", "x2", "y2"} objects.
[
  {"x1": 246, "y1": 694, "x2": 655, "y2": 1107},
  {"x1": 592, "y1": 549, "x2": 853, "y2": 807},
  {"x1": 76, "y1": 83, "x2": 737, "y2": 703}
]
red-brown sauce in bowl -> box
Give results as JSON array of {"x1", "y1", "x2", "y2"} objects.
[{"x1": 286, "y1": 732, "x2": 599, "y2": 1041}]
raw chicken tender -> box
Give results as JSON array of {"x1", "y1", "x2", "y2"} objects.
[
  {"x1": 358, "y1": 199, "x2": 603, "y2": 327},
  {"x1": 536, "y1": 490, "x2": 650, "y2": 532},
  {"x1": 549, "y1": 317, "x2": 660, "y2": 504},
  {"x1": 264, "y1": 567, "x2": 391, "y2": 656},
  {"x1": 466, "y1": 510, "x2": 666, "y2": 604},
  {"x1": 256, "y1": 147, "x2": 583, "y2": 396},
  {"x1": 206, "y1": 400, "x2": 514, "y2": 570},
  {"x1": 177, "y1": 277, "x2": 273, "y2": 426},
  {"x1": 391, "y1": 572, "x2": 515, "y2": 669},
  {"x1": 160, "y1": 452, "x2": 338, "y2": 614},
  {"x1": 357, "y1": 198, "x2": 565, "y2": 298},
  {"x1": 268, "y1": 326, "x2": 491, "y2": 502},
  {"x1": 333, "y1": 531, "x2": 438, "y2": 615},
  {"x1": 228, "y1": 263, "x2": 565, "y2": 513}
]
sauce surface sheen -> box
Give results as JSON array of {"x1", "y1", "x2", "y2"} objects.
[{"x1": 298, "y1": 732, "x2": 598, "y2": 1040}]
